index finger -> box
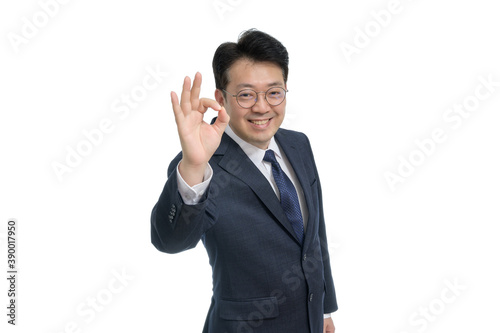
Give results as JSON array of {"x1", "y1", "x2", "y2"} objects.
[{"x1": 198, "y1": 98, "x2": 222, "y2": 113}]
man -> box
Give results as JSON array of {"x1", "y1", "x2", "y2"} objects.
[{"x1": 151, "y1": 29, "x2": 338, "y2": 332}]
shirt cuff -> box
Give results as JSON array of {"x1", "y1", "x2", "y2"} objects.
[
  {"x1": 176, "y1": 162, "x2": 213, "y2": 205},
  {"x1": 324, "y1": 313, "x2": 331, "y2": 319}
]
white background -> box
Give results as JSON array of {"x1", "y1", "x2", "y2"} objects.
[{"x1": 1, "y1": 0, "x2": 499, "y2": 332}]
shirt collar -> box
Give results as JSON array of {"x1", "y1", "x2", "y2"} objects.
[{"x1": 224, "y1": 125, "x2": 282, "y2": 165}]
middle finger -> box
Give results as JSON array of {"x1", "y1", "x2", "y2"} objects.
[{"x1": 190, "y1": 72, "x2": 202, "y2": 110}]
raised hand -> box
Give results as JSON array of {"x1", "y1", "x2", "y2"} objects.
[{"x1": 171, "y1": 72, "x2": 229, "y2": 186}]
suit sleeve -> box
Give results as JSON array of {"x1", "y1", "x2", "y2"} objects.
[
  {"x1": 150, "y1": 152, "x2": 217, "y2": 254},
  {"x1": 305, "y1": 135, "x2": 339, "y2": 313}
]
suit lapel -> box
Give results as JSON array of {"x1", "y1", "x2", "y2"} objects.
[{"x1": 214, "y1": 133, "x2": 301, "y2": 245}]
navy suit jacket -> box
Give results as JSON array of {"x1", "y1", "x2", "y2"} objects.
[{"x1": 151, "y1": 127, "x2": 338, "y2": 333}]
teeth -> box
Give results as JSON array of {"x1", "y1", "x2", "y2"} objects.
[{"x1": 251, "y1": 119, "x2": 269, "y2": 125}]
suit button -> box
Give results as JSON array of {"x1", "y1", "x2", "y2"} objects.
[
  {"x1": 303, "y1": 254, "x2": 307, "y2": 261},
  {"x1": 309, "y1": 293, "x2": 314, "y2": 302}
]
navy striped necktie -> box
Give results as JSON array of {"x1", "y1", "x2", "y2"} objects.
[{"x1": 263, "y1": 149, "x2": 304, "y2": 245}]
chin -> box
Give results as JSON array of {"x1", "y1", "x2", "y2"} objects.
[{"x1": 251, "y1": 133, "x2": 275, "y2": 149}]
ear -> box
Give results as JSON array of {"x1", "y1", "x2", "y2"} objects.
[{"x1": 215, "y1": 89, "x2": 225, "y2": 107}]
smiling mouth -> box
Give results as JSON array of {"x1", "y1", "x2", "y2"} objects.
[{"x1": 249, "y1": 118, "x2": 271, "y2": 125}]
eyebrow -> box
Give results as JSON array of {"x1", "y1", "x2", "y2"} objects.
[{"x1": 235, "y1": 81, "x2": 284, "y2": 89}]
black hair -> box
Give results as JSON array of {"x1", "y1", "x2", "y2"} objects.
[{"x1": 212, "y1": 29, "x2": 289, "y2": 95}]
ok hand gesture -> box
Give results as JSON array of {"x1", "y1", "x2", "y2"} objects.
[{"x1": 171, "y1": 72, "x2": 229, "y2": 186}]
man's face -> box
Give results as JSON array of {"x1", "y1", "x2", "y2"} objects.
[{"x1": 216, "y1": 59, "x2": 287, "y2": 150}]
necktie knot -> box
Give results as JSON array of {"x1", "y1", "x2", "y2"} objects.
[{"x1": 263, "y1": 149, "x2": 277, "y2": 165}]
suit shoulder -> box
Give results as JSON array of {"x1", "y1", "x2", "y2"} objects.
[{"x1": 276, "y1": 128, "x2": 311, "y2": 146}]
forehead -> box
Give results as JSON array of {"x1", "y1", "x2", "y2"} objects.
[{"x1": 227, "y1": 59, "x2": 285, "y2": 89}]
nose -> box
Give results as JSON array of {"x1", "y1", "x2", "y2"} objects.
[{"x1": 251, "y1": 92, "x2": 270, "y2": 113}]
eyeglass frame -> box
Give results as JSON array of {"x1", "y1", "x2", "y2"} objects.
[{"x1": 221, "y1": 87, "x2": 289, "y2": 109}]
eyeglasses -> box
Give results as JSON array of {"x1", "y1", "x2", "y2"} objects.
[{"x1": 222, "y1": 87, "x2": 288, "y2": 108}]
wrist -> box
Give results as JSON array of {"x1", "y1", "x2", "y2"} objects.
[{"x1": 178, "y1": 159, "x2": 208, "y2": 187}]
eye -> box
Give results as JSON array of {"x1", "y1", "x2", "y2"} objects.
[
  {"x1": 238, "y1": 91, "x2": 256, "y2": 100},
  {"x1": 267, "y1": 88, "x2": 284, "y2": 98}
]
